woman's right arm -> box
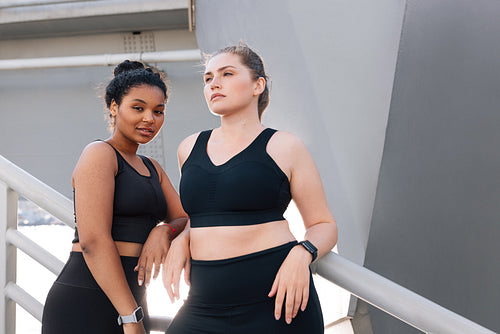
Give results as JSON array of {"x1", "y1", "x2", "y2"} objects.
[{"x1": 73, "y1": 142, "x2": 145, "y2": 334}]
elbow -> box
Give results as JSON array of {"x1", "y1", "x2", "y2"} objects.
[
  {"x1": 78, "y1": 234, "x2": 113, "y2": 256},
  {"x1": 332, "y1": 225, "x2": 338, "y2": 249},
  {"x1": 79, "y1": 238, "x2": 97, "y2": 255},
  {"x1": 323, "y1": 220, "x2": 339, "y2": 250},
  {"x1": 326, "y1": 219, "x2": 339, "y2": 250}
]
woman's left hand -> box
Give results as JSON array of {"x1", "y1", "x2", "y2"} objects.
[
  {"x1": 268, "y1": 245, "x2": 313, "y2": 324},
  {"x1": 135, "y1": 224, "x2": 173, "y2": 286}
]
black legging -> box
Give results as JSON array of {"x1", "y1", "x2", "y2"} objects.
[
  {"x1": 167, "y1": 241, "x2": 324, "y2": 334},
  {"x1": 42, "y1": 252, "x2": 149, "y2": 334}
]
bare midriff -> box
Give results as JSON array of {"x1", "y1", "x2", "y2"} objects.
[
  {"x1": 190, "y1": 220, "x2": 296, "y2": 261},
  {"x1": 72, "y1": 241, "x2": 143, "y2": 258}
]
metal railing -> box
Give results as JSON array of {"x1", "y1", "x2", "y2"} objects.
[
  {"x1": 0, "y1": 154, "x2": 496, "y2": 334},
  {"x1": 0, "y1": 49, "x2": 202, "y2": 71}
]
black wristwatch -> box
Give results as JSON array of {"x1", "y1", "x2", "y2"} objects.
[
  {"x1": 298, "y1": 240, "x2": 318, "y2": 262},
  {"x1": 117, "y1": 306, "x2": 144, "y2": 325}
]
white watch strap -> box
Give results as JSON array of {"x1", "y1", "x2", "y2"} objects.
[{"x1": 117, "y1": 306, "x2": 143, "y2": 325}]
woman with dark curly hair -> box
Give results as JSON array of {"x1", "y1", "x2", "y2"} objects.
[{"x1": 42, "y1": 60, "x2": 188, "y2": 334}]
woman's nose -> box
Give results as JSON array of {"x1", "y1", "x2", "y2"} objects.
[
  {"x1": 210, "y1": 76, "x2": 221, "y2": 88},
  {"x1": 143, "y1": 111, "x2": 154, "y2": 122}
]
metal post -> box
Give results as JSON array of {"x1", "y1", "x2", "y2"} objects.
[{"x1": 0, "y1": 181, "x2": 17, "y2": 334}]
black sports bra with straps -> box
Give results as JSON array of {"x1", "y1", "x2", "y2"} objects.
[
  {"x1": 179, "y1": 128, "x2": 291, "y2": 228},
  {"x1": 72, "y1": 141, "x2": 168, "y2": 244}
]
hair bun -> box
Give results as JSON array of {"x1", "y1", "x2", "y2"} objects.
[{"x1": 113, "y1": 60, "x2": 145, "y2": 76}]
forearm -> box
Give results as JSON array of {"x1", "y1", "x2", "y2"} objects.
[
  {"x1": 162, "y1": 219, "x2": 191, "y2": 302},
  {"x1": 81, "y1": 239, "x2": 138, "y2": 315},
  {"x1": 169, "y1": 221, "x2": 191, "y2": 258},
  {"x1": 173, "y1": 221, "x2": 190, "y2": 247},
  {"x1": 177, "y1": 219, "x2": 190, "y2": 238},
  {"x1": 303, "y1": 220, "x2": 338, "y2": 261}
]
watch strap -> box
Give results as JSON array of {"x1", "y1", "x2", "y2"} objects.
[
  {"x1": 117, "y1": 306, "x2": 144, "y2": 325},
  {"x1": 298, "y1": 240, "x2": 318, "y2": 262}
]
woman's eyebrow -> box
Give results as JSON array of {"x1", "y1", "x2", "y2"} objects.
[
  {"x1": 132, "y1": 99, "x2": 164, "y2": 107},
  {"x1": 204, "y1": 65, "x2": 237, "y2": 76}
]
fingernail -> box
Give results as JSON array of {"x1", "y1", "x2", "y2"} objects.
[
  {"x1": 138, "y1": 280, "x2": 143, "y2": 286},
  {"x1": 146, "y1": 283, "x2": 149, "y2": 288},
  {"x1": 275, "y1": 314, "x2": 280, "y2": 320},
  {"x1": 286, "y1": 318, "x2": 291, "y2": 324}
]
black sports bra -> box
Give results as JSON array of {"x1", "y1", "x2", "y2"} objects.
[
  {"x1": 72, "y1": 142, "x2": 168, "y2": 244},
  {"x1": 179, "y1": 128, "x2": 291, "y2": 228}
]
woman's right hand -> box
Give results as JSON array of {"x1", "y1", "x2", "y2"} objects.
[
  {"x1": 135, "y1": 224, "x2": 174, "y2": 287},
  {"x1": 162, "y1": 229, "x2": 191, "y2": 303},
  {"x1": 123, "y1": 322, "x2": 146, "y2": 334}
]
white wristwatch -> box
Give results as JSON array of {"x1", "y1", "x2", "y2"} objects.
[{"x1": 117, "y1": 306, "x2": 144, "y2": 325}]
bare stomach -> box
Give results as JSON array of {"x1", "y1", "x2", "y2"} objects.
[
  {"x1": 190, "y1": 220, "x2": 296, "y2": 260},
  {"x1": 72, "y1": 241, "x2": 143, "y2": 257}
]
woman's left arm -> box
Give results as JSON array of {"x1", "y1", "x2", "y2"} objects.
[
  {"x1": 268, "y1": 132, "x2": 338, "y2": 324},
  {"x1": 136, "y1": 159, "x2": 188, "y2": 286}
]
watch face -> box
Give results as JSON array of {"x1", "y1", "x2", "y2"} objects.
[
  {"x1": 135, "y1": 307, "x2": 144, "y2": 321},
  {"x1": 302, "y1": 241, "x2": 317, "y2": 252},
  {"x1": 300, "y1": 240, "x2": 318, "y2": 261}
]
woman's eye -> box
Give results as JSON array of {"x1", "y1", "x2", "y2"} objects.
[
  {"x1": 133, "y1": 106, "x2": 143, "y2": 111},
  {"x1": 204, "y1": 77, "x2": 212, "y2": 83},
  {"x1": 155, "y1": 110, "x2": 164, "y2": 115},
  {"x1": 224, "y1": 72, "x2": 233, "y2": 76}
]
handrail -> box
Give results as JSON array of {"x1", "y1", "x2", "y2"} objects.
[
  {"x1": 0, "y1": 153, "x2": 496, "y2": 334},
  {"x1": 0, "y1": 155, "x2": 74, "y2": 227},
  {"x1": 313, "y1": 253, "x2": 495, "y2": 334},
  {"x1": 6, "y1": 229, "x2": 64, "y2": 275},
  {"x1": 4, "y1": 282, "x2": 43, "y2": 321},
  {"x1": 0, "y1": 50, "x2": 202, "y2": 71}
]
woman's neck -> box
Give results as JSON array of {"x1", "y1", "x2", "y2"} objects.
[{"x1": 218, "y1": 108, "x2": 264, "y2": 138}]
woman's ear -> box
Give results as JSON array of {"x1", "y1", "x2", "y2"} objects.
[
  {"x1": 110, "y1": 100, "x2": 118, "y2": 117},
  {"x1": 253, "y1": 77, "x2": 266, "y2": 96}
]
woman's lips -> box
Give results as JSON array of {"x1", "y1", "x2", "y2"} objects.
[
  {"x1": 210, "y1": 93, "x2": 225, "y2": 101},
  {"x1": 137, "y1": 127, "x2": 154, "y2": 136}
]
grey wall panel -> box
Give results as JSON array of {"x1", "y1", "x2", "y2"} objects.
[
  {"x1": 365, "y1": 0, "x2": 500, "y2": 332},
  {"x1": 195, "y1": 0, "x2": 405, "y2": 266},
  {"x1": 0, "y1": 67, "x2": 108, "y2": 197}
]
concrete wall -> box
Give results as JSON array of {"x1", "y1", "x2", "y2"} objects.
[
  {"x1": 0, "y1": 30, "x2": 216, "y2": 198},
  {"x1": 364, "y1": 0, "x2": 500, "y2": 332}
]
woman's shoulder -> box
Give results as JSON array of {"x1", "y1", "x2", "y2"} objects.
[
  {"x1": 177, "y1": 130, "x2": 207, "y2": 163},
  {"x1": 79, "y1": 140, "x2": 116, "y2": 159},
  {"x1": 177, "y1": 132, "x2": 200, "y2": 167},
  {"x1": 269, "y1": 129, "x2": 307, "y2": 152},
  {"x1": 178, "y1": 132, "x2": 202, "y2": 150},
  {"x1": 75, "y1": 141, "x2": 118, "y2": 170},
  {"x1": 72, "y1": 141, "x2": 117, "y2": 184}
]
